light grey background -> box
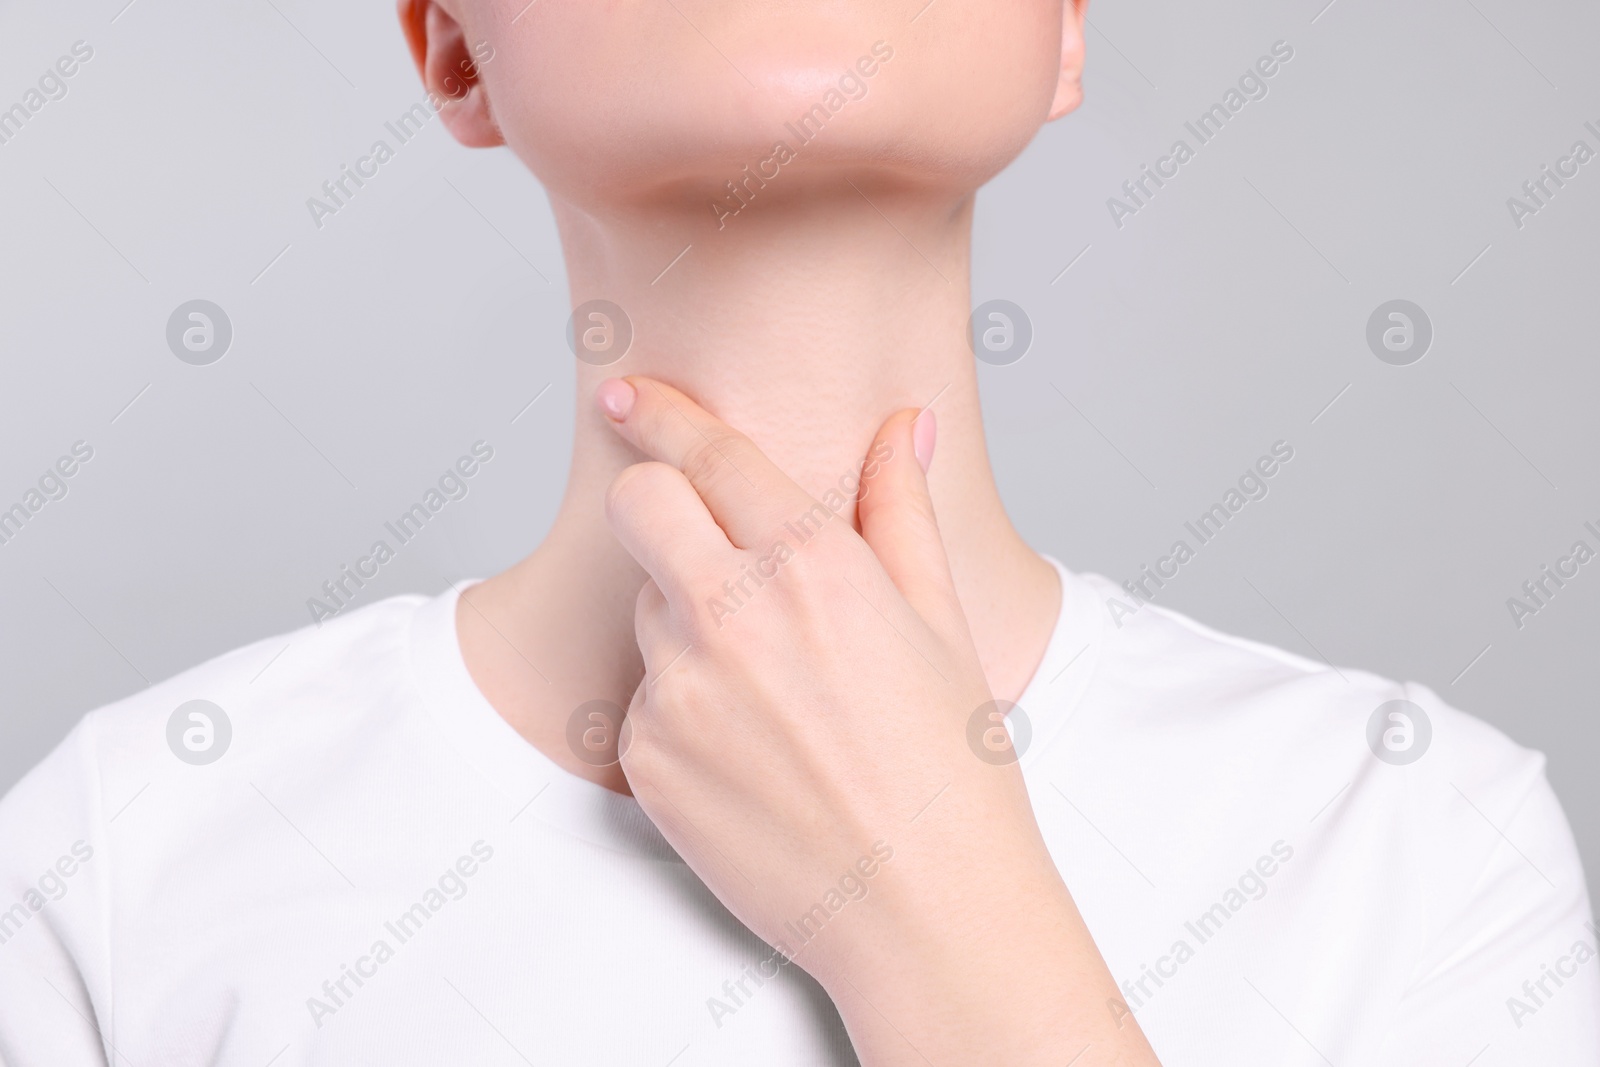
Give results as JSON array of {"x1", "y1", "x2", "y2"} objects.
[{"x1": 2, "y1": 0, "x2": 1596, "y2": 891}]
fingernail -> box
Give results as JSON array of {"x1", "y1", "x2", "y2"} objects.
[
  {"x1": 596, "y1": 378, "x2": 636, "y2": 421},
  {"x1": 913, "y1": 408, "x2": 937, "y2": 474}
]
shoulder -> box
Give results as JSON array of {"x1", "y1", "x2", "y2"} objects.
[
  {"x1": 1075, "y1": 572, "x2": 1590, "y2": 968},
  {"x1": 0, "y1": 593, "x2": 434, "y2": 967},
  {"x1": 1058, "y1": 571, "x2": 1600, "y2": 1067},
  {"x1": 0, "y1": 593, "x2": 431, "y2": 830},
  {"x1": 1077, "y1": 569, "x2": 1532, "y2": 777},
  {"x1": 0, "y1": 593, "x2": 436, "y2": 1055},
  {"x1": 107, "y1": 593, "x2": 425, "y2": 750},
  {"x1": 1071, "y1": 569, "x2": 1579, "y2": 912}
]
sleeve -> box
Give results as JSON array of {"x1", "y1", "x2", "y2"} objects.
[
  {"x1": 1374, "y1": 717, "x2": 1600, "y2": 1066},
  {"x1": 0, "y1": 717, "x2": 115, "y2": 1067}
]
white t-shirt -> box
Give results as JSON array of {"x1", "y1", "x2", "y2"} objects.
[{"x1": 1, "y1": 560, "x2": 1595, "y2": 1065}]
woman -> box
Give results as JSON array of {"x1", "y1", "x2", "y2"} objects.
[{"x1": 0, "y1": 1, "x2": 1594, "y2": 1064}]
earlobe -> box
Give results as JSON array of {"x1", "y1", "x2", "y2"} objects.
[
  {"x1": 1046, "y1": 0, "x2": 1089, "y2": 121},
  {"x1": 396, "y1": 0, "x2": 504, "y2": 148}
]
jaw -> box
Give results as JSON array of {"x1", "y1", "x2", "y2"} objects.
[{"x1": 474, "y1": 3, "x2": 1063, "y2": 217}]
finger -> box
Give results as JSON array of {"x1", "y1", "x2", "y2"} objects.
[
  {"x1": 596, "y1": 377, "x2": 815, "y2": 550},
  {"x1": 605, "y1": 461, "x2": 732, "y2": 599},
  {"x1": 856, "y1": 408, "x2": 963, "y2": 628},
  {"x1": 633, "y1": 578, "x2": 676, "y2": 660},
  {"x1": 634, "y1": 581, "x2": 694, "y2": 696}
]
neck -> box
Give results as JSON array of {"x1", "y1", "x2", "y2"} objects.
[{"x1": 458, "y1": 181, "x2": 1061, "y2": 792}]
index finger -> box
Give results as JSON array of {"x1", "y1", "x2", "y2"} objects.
[{"x1": 595, "y1": 376, "x2": 816, "y2": 550}]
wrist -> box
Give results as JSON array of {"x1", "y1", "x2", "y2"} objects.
[
  {"x1": 810, "y1": 827, "x2": 1077, "y2": 999},
  {"x1": 819, "y1": 865, "x2": 1091, "y2": 1066}
]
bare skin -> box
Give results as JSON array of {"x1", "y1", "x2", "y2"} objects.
[{"x1": 398, "y1": 0, "x2": 1160, "y2": 1061}]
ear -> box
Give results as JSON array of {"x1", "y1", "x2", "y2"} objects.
[
  {"x1": 1046, "y1": 0, "x2": 1089, "y2": 121},
  {"x1": 396, "y1": 0, "x2": 502, "y2": 148}
]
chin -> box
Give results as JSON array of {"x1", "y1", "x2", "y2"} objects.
[{"x1": 467, "y1": 0, "x2": 1065, "y2": 215}]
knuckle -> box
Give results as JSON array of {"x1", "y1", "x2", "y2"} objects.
[
  {"x1": 635, "y1": 578, "x2": 671, "y2": 631},
  {"x1": 635, "y1": 577, "x2": 661, "y2": 615},
  {"x1": 604, "y1": 461, "x2": 670, "y2": 524},
  {"x1": 681, "y1": 431, "x2": 747, "y2": 491},
  {"x1": 603, "y1": 465, "x2": 644, "y2": 523},
  {"x1": 616, "y1": 716, "x2": 648, "y2": 777}
]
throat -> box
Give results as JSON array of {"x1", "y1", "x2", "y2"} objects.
[{"x1": 454, "y1": 182, "x2": 1061, "y2": 794}]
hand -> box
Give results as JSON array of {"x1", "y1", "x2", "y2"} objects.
[{"x1": 597, "y1": 376, "x2": 1160, "y2": 1066}]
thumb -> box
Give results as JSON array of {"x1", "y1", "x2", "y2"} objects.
[{"x1": 856, "y1": 408, "x2": 961, "y2": 629}]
